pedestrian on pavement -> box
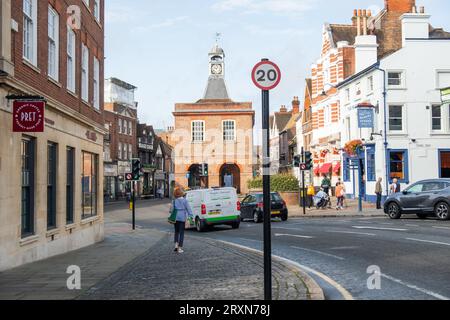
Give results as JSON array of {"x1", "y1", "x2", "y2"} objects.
[
  {"x1": 172, "y1": 187, "x2": 193, "y2": 254},
  {"x1": 390, "y1": 178, "x2": 401, "y2": 195},
  {"x1": 321, "y1": 175, "x2": 332, "y2": 208},
  {"x1": 307, "y1": 184, "x2": 315, "y2": 208},
  {"x1": 335, "y1": 182, "x2": 345, "y2": 210},
  {"x1": 375, "y1": 177, "x2": 383, "y2": 209},
  {"x1": 157, "y1": 187, "x2": 164, "y2": 200}
]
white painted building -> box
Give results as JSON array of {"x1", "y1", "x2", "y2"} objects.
[{"x1": 337, "y1": 10, "x2": 450, "y2": 202}]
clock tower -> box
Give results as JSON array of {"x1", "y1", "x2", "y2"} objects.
[{"x1": 209, "y1": 44, "x2": 225, "y2": 77}]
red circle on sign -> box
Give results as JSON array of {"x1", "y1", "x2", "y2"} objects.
[
  {"x1": 251, "y1": 60, "x2": 282, "y2": 91},
  {"x1": 13, "y1": 101, "x2": 45, "y2": 132}
]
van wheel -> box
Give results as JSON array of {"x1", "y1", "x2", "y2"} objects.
[
  {"x1": 231, "y1": 222, "x2": 240, "y2": 229},
  {"x1": 253, "y1": 211, "x2": 262, "y2": 223},
  {"x1": 387, "y1": 203, "x2": 402, "y2": 219},
  {"x1": 435, "y1": 202, "x2": 450, "y2": 221},
  {"x1": 196, "y1": 218, "x2": 206, "y2": 232}
]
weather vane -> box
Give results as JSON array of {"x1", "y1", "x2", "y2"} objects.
[{"x1": 215, "y1": 32, "x2": 222, "y2": 44}]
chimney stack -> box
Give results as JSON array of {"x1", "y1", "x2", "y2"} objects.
[
  {"x1": 280, "y1": 105, "x2": 287, "y2": 113},
  {"x1": 292, "y1": 96, "x2": 300, "y2": 114},
  {"x1": 385, "y1": 0, "x2": 416, "y2": 13}
]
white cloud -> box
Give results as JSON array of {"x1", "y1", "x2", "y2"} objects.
[
  {"x1": 245, "y1": 24, "x2": 311, "y2": 37},
  {"x1": 132, "y1": 16, "x2": 190, "y2": 33},
  {"x1": 212, "y1": 0, "x2": 316, "y2": 15}
]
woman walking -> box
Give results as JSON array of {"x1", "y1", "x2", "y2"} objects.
[
  {"x1": 307, "y1": 184, "x2": 315, "y2": 208},
  {"x1": 335, "y1": 182, "x2": 345, "y2": 210},
  {"x1": 172, "y1": 187, "x2": 193, "y2": 254}
]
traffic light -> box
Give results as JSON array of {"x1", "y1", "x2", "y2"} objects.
[
  {"x1": 201, "y1": 163, "x2": 209, "y2": 177},
  {"x1": 132, "y1": 158, "x2": 141, "y2": 181},
  {"x1": 304, "y1": 151, "x2": 313, "y2": 170},
  {"x1": 293, "y1": 155, "x2": 301, "y2": 168}
]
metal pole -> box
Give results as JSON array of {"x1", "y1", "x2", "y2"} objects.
[
  {"x1": 132, "y1": 181, "x2": 136, "y2": 230},
  {"x1": 358, "y1": 158, "x2": 363, "y2": 213},
  {"x1": 301, "y1": 147, "x2": 306, "y2": 215},
  {"x1": 262, "y1": 85, "x2": 272, "y2": 301}
]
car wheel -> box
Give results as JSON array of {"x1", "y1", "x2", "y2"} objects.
[
  {"x1": 196, "y1": 218, "x2": 206, "y2": 232},
  {"x1": 435, "y1": 202, "x2": 450, "y2": 221},
  {"x1": 281, "y1": 213, "x2": 288, "y2": 222},
  {"x1": 416, "y1": 213, "x2": 428, "y2": 220},
  {"x1": 253, "y1": 211, "x2": 261, "y2": 223},
  {"x1": 387, "y1": 203, "x2": 402, "y2": 219}
]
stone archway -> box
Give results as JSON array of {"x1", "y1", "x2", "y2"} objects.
[
  {"x1": 188, "y1": 164, "x2": 208, "y2": 190},
  {"x1": 219, "y1": 163, "x2": 241, "y2": 194}
]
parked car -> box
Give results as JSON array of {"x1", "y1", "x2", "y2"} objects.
[
  {"x1": 240, "y1": 192, "x2": 288, "y2": 223},
  {"x1": 185, "y1": 187, "x2": 241, "y2": 232},
  {"x1": 384, "y1": 179, "x2": 450, "y2": 220}
]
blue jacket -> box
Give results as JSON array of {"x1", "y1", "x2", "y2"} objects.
[{"x1": 174, "y1": 197, "x2": 193, "y2": 222}]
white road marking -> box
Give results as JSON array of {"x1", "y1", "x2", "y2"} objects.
[
  {"x1": 352, "y1": 226, "x2": 408, "y2": 231},
  {"x1": 432, "y1": 226, "x2": 450, "y2": 230},
  {"x1": 214, "y1": 239, "x2": 354, "y2": 300},
  {"x1": 381, "y1": 273, "x2": 449, "y2": 300},
  {"x1": 327, "y1": 230, "x2": 376, "y2": 236},
  {"x1": 405, "y1": 224, "x2": 420, "y2": 227},
  {"x1": 237, "y1": 238, "x2": 263, "y2": 243},
  {"x1": 275, "y1": 233, "x2": 314, "y2": 239},
  {"x1": 272, "y1": 226, "x2": 307, "y2": 231},
  {"x1": 291, "y1": 246, "x2": 345, "y2": 261},
  {"x1": 405, "y1": 238, "x2": 450, "y2": 247},
  {"x1": 328, "y1": 246, "x2": 360, "y2": 251}
]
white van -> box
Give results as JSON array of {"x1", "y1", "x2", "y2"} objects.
[{"x1": 185, "y1": 187, "x2": 241, "y2": 232}]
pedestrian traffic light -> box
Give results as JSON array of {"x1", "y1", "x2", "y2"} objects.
[
  {"x1": 132, "y1": 159, "x2": 141, "y2": 181},
  {"x1": 201, "y1": 163, "x2": 209, "y2": 177},
  {"x1": 293, "y1": 155, "x2": 301, "y2": 168},
  {"x1": 304, "y1": 151, "x2": 313, "y2": 170}
]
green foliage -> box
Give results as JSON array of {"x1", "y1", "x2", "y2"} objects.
[{"x1": 247, "y1": 174, "x2": 300, "y2": 192}]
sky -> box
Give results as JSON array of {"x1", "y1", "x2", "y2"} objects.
[{"x1": 104, "y1": 0, "x2": 450, "y2": 131}]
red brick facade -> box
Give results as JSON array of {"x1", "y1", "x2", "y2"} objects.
[{"x1": 10, "y1": 0, "x2": 104, "y2": 126}]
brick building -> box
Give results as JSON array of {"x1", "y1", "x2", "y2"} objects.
[
  {"x1": 103, "y1": 78, "x2": 138, "y2": 200},
  {"x1": 0, "y1": 0, "x2": 105, "y2": 271},
  {"x1": 172, "y1": 45, "x2": 254, "y2": 194}
]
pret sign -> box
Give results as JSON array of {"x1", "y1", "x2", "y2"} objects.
[
  {"x1": 13, "y1": 101, "x2": 45, "y2": 132},
  {"x1": 252, "y1": 60, "x2": 281, "y2": 91}
]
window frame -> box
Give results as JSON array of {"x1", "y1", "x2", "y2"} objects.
[
  {"x1": 47, "y1": 142, "x2": 57, "y2": 230},
  {"x1": 81, "y1": 44, "x2": 89, "y2": 103},
  {"x1": 21, "y1": 136, "x2": 35, "y2": 238},
  {"x1": 67, "y1": 25, "x2": 76, "y2": 93},
  {"x1": 388, "y1": 149, "x2": 409, "y2": 184},
  {"x1": 23, "y1": 0, "x2": 38, "y2": 65},
  {"x1": 93, "y1": 56, "x2": 100, "y2": 109},
  {"x1": 66, "y1": 147, "x2": 75, "y2": 224},
  {"x1": 94, "y1": 0, "x2": 100, "y2": 22},
  {"x1": 438, "y1": 149, "x2": 450, "y2": 179},
  {"x1": 387, "y1": 71, "x2": 405, "y2": 88},
  {"x1": 367, "y1": 76, "x2": 374, "y2": 93},
  {"x1": 366, "y1": 145, "x2": 376, "y2": 182},
  {"x1": 81, "y1": 151, "x2": 98, "y2": 219},
  {"x1": 192, "y1": 120, "x2": 205, "y2": 143},
  {"x1": 222, "y1": 120, "x2": 236, "y2": 142},
  {"x1": 388, "y1": 105, "x2": 404, "y2": 133},
  {"x1": 47, "y1": 5, "x2": 59, "y2": 81},
  {"x1": 431, "y1": 104, "x2": 442, "y2": 132}
]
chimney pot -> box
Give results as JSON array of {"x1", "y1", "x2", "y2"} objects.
[{"x1": 419, "y1": 6, "x2": 425, "y2": 13}]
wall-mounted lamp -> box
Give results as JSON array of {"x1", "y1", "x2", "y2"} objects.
[{"x1": 370, "y1": 131, "x2": 383, "y2": 141}]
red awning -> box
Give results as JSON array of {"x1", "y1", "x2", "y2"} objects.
[
  {"x1": 320, "y1": 163, "x2": 332, "y2": 174},
  {"x1": 314, "y1": 166, "x2": 321, "y2": 175},
  {"x1": 333, "y1": 162, "x2": 341, "y2": 174}
]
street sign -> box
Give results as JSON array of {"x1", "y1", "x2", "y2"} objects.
[
  {"x1": 125, "y1": 173, "x2": 133, "y2": 181},
  {"x1": 251, "y1": 60, "x2": 281, "y2": 91},
  {"x1": 441, "y1": 87, "x2": 450, "y2": 104},
  {"x1": 300, "y1": 163, "x2": 307, "y2": 171},
  {"x1": 13, "y1": 100, "x2": 45, "y2": 132}
]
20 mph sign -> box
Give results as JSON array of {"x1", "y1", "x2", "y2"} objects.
[{"x1": 252, "y1": 60, "x2": 281, "y2": 91}]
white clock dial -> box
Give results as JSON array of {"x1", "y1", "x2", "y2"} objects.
[{"x1": 211, "y1": 64, "x2": 223, "y2": 75}]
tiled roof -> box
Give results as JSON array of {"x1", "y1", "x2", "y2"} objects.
[
  {"x1": 429, "y1": 26, "x2": 450, "y2": 39},
  {"x1": 330, "y1": 24, "x2": 357, "y2": 45}
]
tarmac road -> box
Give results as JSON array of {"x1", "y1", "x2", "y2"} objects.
[{"x1": 106, "y1": 199, "x2": 450, "y2": 300}]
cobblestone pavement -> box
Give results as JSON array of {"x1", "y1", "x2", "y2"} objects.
[{"x1": 79, "y1": 233, "x2": 321, "y2": 300}]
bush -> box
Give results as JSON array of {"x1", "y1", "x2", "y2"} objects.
[{"x1": 247, "y1": 174, "x2": 300, "y2": 192}]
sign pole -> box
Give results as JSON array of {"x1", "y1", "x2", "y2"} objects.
[
  {"x1": 262, "y1": 87, "x2": 272, "y2": 301},
  {"x1": 301, "y1": 147, "x2": 306, "y2": 215},
  {"x1": 132, "y1": 181, "x2": 136, "y2": 230},
  {"x1": 252, "y1": 58, "x2": 281, "y2": 302}
]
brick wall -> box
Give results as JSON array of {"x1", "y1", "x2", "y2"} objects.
[{"x1": 10, "y1": 0, "x2": 104, "y2": 126}]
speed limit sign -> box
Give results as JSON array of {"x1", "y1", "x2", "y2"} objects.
[{"x1": 252, "y1": 60, "x2": 281, "y2": 91}]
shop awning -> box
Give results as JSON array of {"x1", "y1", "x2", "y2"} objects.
[
  {"x1": 314, "y1": 166, "x2": 321, "y2": 175},
  {"x1": 320, "y1": 163, "x2": 332, "y2": 174},
  {"x1": 333, "y1": 162, "x2": 341, "y2": 174}
]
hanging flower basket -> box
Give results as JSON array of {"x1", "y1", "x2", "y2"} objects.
[{"x1": 343, "y1": 139, "x2": 364, "y2": 157}]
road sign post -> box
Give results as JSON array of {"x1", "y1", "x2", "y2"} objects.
[
  {"x1": 301, "y1": 147, "x2": 306, "y2": 216},
  {"x1": 252, "y1": 59, "x2": 281, "y2": 301}
]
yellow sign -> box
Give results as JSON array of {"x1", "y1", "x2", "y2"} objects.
[{"x1": 441, "y1": 87, "x2": 450, "y2": 104}]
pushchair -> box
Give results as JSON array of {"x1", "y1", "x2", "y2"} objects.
[{"x1": 313, "y1": 191, "x2": 330, "y2": 209}]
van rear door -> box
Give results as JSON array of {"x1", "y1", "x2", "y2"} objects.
[{"x1": 204, "y1": 188, "x2": 237, "y2": 219}]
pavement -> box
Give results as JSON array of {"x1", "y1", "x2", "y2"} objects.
[{"x1": 0, "y1": 199, "x2": 323, "y2": 301}]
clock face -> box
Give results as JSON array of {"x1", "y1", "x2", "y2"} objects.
[{"x1": 211, "y1": 64, "x2": 223, "y2": 75}]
